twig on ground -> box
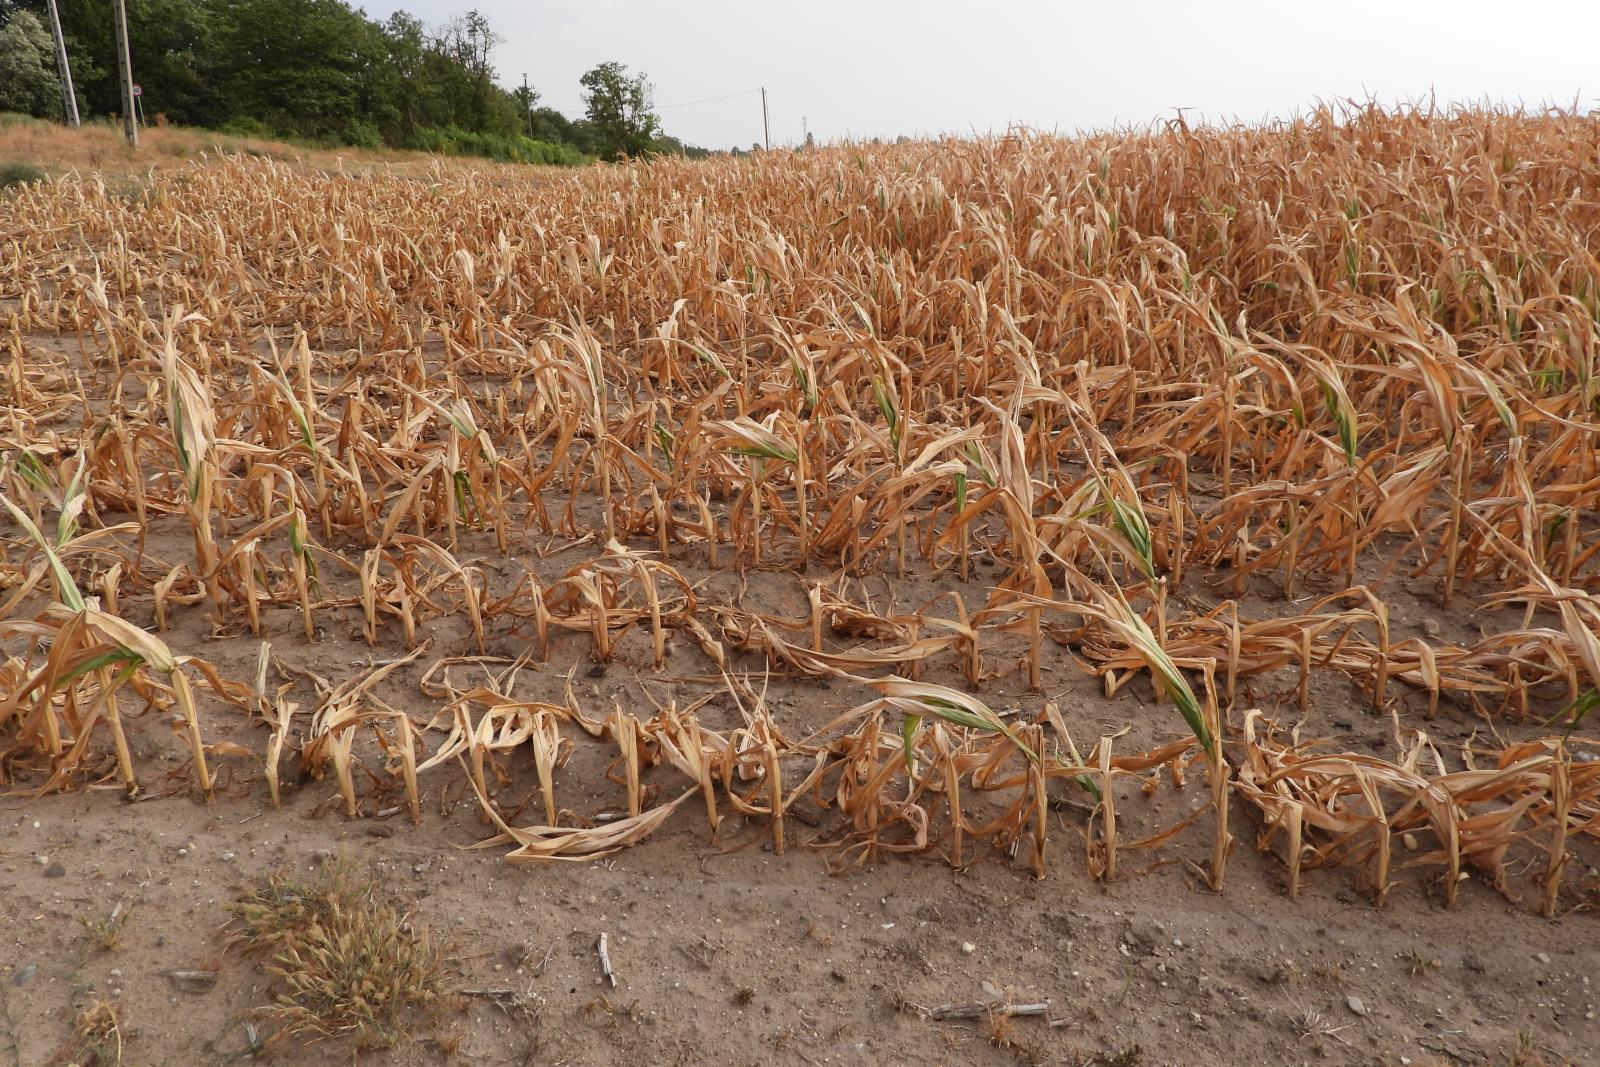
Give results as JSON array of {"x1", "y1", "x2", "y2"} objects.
[{"x1": 930, "y1": 1001, "x2": 1050, "y2": 1021}]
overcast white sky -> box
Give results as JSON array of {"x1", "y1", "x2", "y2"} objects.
[{"x1": 362, "y1": 0, "x2": 1600, "y2": 150}]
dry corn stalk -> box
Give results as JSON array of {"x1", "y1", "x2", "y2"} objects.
[{"x1": 0, "y1": 105, "x2": 1597, "y2": 908}]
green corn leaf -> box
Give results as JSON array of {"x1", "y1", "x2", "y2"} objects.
[
  {"x1": 653, "y1": 421, "x2": 675, "y2": 468},
  {"x1": 1109, "y1": 497, "x2": 1156, "y2": 580},
  {"x1": 901, "y1": 712, "x2": 920, "y2": 775},
  {"x1": 1318, "y1": 380, "x2": 1358, "y2": 464},
  {"x1": 0, "y1": 493, "x2": 85, "y2": 612},
  {"x1": 872, "y1": 376, "x2": 900, "y2": 451}
]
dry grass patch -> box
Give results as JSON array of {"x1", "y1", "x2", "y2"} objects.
[
  {"x1": 57, "y1": 998, "x2": 124, "y2": 1067},
  {"x1": 227, "y1": 861, "x2": 445, "y2": 1050}
]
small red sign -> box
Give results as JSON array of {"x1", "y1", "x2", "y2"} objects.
[{"x1": 132, "y1": 84, "x2": 142, "y2": 97}]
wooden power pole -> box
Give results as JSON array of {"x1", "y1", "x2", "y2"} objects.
[
  {"x1": 761, "y1": 87, "x2": 770, "y2": 150},
  {"x1": 113, "y1": 0, "x2": 137, "y2": 147},
  {"x1": 44, "y1": 0, "x2": 80, "y2": 127}
]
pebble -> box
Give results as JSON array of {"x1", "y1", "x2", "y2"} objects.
[
  {"x1": 11, "y1": 964, "x2": 36, "y2": 987},
  {"x1": 221, "y1": 852, "x2": 236, "y2": 863},
  {"x1": 1346, "y1": 996, "x2": 1367, "y2": 1016},
  {"x1": 33, "y1": 854, "x2": 49, "y2": 866},
  {"x1": 44, "y1": 862, "x2": 65, "y2": 879},
  {"x1": 1535, "y1": 952, "x2": 1552, "y2": 965},
  {"x1": 1421, "y1": 619, "x2": 1441, "y2": 637},
  {"x1": 960, "y1": 942, "x2": 976, "y2": 955}
]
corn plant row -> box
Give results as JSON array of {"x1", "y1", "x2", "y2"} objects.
[{"x1": 1, "y1": 104, "x2": 1597, "y2": 907}]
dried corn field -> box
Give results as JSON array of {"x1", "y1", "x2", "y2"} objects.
[{"x1": 2, "y1": 106, "x2": 1600, "y2": 1063}]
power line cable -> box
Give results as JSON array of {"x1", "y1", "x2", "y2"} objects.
[{"x1": 658, "y1": 88, "x2": 762, "y2": 110}]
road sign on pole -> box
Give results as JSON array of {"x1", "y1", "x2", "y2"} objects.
[{"x1": 132, "y1": 84, "x2": 142, "y2": 97}]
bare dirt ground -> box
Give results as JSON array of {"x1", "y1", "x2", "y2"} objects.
[{"x1": 2, "y1": 520, "x2": 1595, "y2": 1067}]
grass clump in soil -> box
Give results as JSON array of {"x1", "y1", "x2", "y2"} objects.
[
  {"x1": 1, "y1": 160, "x2": 46, "y2": 189},
  {"x1": 227, "y1": 861, "x2": 444, "y2": 1050},
  {"x1": 59, "y1": 998, "x2": 124, "y2": 1066},
  {"x1": 76, "y1": 905, "x2": 129, "y2": 953}
]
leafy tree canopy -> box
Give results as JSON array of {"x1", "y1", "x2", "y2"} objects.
[
  {"x1": 580, "y1": 61, "x2": 660, "y2": 161},
  {"x1": 3, "y1": 3, "x2": 711, "y2": 163},
  {"x1": 0, "y1": 9, "x2": 60, "y2": 119}
]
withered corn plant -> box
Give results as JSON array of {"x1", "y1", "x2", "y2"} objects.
[{"x1": 1, "y1": 102, "x2": 1598, "y2": 907}]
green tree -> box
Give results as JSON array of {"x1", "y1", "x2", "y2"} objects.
[
  {"x1": 425, "y1": 10, "x2": 515, "y2": 134},
  {"x1": 0, "y1": 9, "x2": 59, "y2": 118},
  {"x1": 3, "y1": 0, "x2": 617, "y2": 165},
  {"x1": 579, "y1": 61, "x2": 659, "y2": 161},
  {"x1": 378, "y1": 11, "x2": 434, "y2": 140},
  {"x1": 653, "y1": 133, "x2": 710, "y2": 160},
  {"x1": 27, "y1": 0, "x2": 219, "y2": 126},
  {"x1": 219, "y1": 0, "x2": 391, "y2": 140},
  {"x1": 527, "y1": 105, "x2": 582, "y2": 149}
]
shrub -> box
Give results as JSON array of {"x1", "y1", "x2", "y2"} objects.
[
  {"x1": 408, "y1": 125, "x2": 589, "y2": 166},
  {"x1": 0, "y1": 161, "x2": 46, "y2": 189},
  {"x1": 344, "y1": 120, "x2": 383, "y2": 150},
  {"x1": 219, "y1": 115, "x2": 275, "y2": 140}
]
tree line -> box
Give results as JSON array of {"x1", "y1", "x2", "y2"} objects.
[{"x1": 0, "y1": 0, "x2": 702, "y2": 163}]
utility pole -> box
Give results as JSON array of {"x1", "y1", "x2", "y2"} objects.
[
  {"x1": 761, "y1": 87, "x2": 770, "y2": 150},
  {"x1": 113, "y1": 0, "x2": 137, "y2": 147},
  {"x1": 45, "y1": 0, "x2": 79, "y2": 127},
  {"x1": 522, "y1": 72, "x2": 534, "y2": 138}
]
